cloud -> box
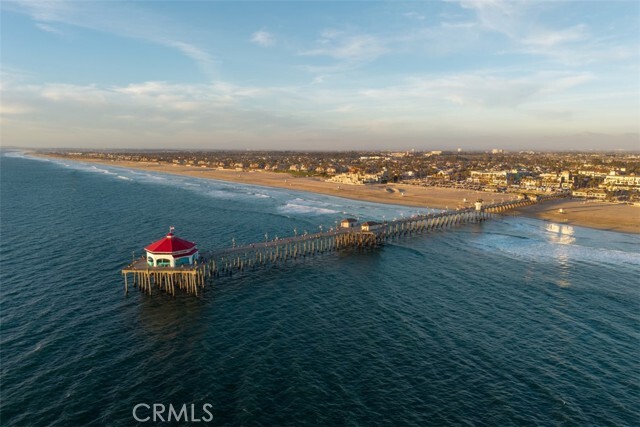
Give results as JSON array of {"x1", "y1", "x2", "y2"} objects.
[
  {"x1": 163, "y1": 40, "x2": 216, "y2": 75},
  {"x1": 452, "y1": 0, "x2": 636, "y2": 67},
  {"x1": 40, "y1": 83, "x2": 110, "y2": 104},
  {"x1": 302, "y1": 31, "x2": 387, "y2": 62},
  {"x1": 403, "y1": 11, "x2": 425, "y2": 21},
  {"x1": 250, "y1": 30, "x2": 275, "y2": 47},
  {"x1": 35, "y1": 23, "x2": 63, "y2": 35},
  {"x1": 457, "y1": 0, "x2": 527, "y2": 37},
  {"x1": 1, "y1": 73, "x2": 637, "y2": 149},
  {"x1": 4, "y1": 0, "x2": 217, "y2": 77},
  {"x1": 0, "y1": 103, "x2": 33, "y2": 115},
  {"x1": 522, "y1": 25, "x2": 588, "y2": 48}
]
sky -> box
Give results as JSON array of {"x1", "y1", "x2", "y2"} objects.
[{"x1": 1, "y1": 0, "x2": 638, "y2": 151}]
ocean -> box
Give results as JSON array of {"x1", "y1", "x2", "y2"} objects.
[{"x1": 1, "y1": 151, "x2": 638, "y2": 426}]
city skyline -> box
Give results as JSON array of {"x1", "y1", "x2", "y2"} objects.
[{"x1": 1, "y1": 0, "x2": 638, "y2": 150}]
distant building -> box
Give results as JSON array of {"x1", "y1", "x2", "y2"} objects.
[
  {"x1": 424, "y1": 151, "x2": 442, "y2": 157},
  {"x1": 328, "y1": 172, "x2": 387, "y2": 185},
  {"x1": 145, "y1": 228, "x2": 199, "y2": 267},
  {"x1": 572, "y1": 190, "x2": 607, "y2": 199},
  {"x1": 469, "y1": 170, "x2": 518, "y2": 187},
  {"x1": 603, "y1": 174, "x2": 640, "y2": 190},
  {"x1": 340, "y1": 218, "x2": 358, "y2": 228},
  {"x1": 539, "y1": 171, "x2": 573, "y2": 190}
]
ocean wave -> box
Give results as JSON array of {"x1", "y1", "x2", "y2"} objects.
[
  {"x1": 86, "y1": 166, "x2": 116, "y2": 175},
  {"x1": 3, "y1": 151, "x2": 50, "y2": 162},
  {"x1": 278, "y1": 202, "x2": 339, "y2": 215},
  {"x1": 472, "y1": 230, "x2": 640, "y2": 268}
]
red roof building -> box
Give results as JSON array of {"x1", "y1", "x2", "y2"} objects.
[{"x1": 145, "y1": 228, "x2": 199, "y2": 267}]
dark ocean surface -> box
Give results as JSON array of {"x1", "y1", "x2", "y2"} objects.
[{"x1": 1, "y1": 152, "x2": 639, "y2": 426}]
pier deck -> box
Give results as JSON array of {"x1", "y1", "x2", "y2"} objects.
[{"x1": 122, "y1": 194, "x2": 566, "y2": 296}]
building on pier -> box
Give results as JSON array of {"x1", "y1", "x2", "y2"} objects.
[
  {"x1": 341, "y1": 218, "x2": 358, "y2": 228},
  {"x1": 361, "y1": 221, "x2": 383, "y2": 232},
  {"x1": 144, "y1": 227, "x2": 199, "y2": 267}
]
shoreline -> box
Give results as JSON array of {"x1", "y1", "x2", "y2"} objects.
[
  {"x1": 513, "y1": 199, "x2": 639, "y2": 235},
  {"x1": 37, "y1": 153, "x2": 639, "y2": 234}
]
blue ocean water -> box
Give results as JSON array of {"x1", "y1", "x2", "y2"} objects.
[{"x1": 1, "y1": 151, "x2": 639, "y2": 426}]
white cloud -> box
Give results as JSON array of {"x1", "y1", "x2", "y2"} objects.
[
  {"x1": 2, "y1": 73, "x2": 637, "y2": 149},
  {"x1": 302, "y1": 31, "x2": 387, "y2": 62},
  {"x1": 522, "y1": 25, "x2": 588, "y2": 48},
  {"x1": 40, "y1": 83, "x2": 110, "y2": 104},
  {"x1": 403, "y1": 12, "x2": 426, "y2": 21},
  {"x1": 250, "y1": 30, "x2": 275, "y2": 47},
  {"x1": 457, "y1": 0, "x2": 528, "y2": 38},
  {"x1": 5, "y1": 0, "x2": 217, "y2": 77},
  {"x1": 35, "y1": 23, "x2": 63, "y2": 35},
  {"x1": 0, "y1": 103, "x2": 33, "y2": 115}
]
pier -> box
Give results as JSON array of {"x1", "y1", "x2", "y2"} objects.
[{"x1": 122, "y1": 194, "x2": 565, "y2": 296}]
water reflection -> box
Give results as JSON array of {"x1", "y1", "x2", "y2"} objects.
[
  {"x1": 134, "y1": 293, "x2": 208, "y2": 340},
  {"x1": 545, "y1": 223, "x2": 576, "y2": 245},
  {"x1": 545, "y1": 223, "x2": 575, "y2": 287}
]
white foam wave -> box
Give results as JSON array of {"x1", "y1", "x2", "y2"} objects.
[
  {"x1": 278, "y1": 203, "x2": 339, "y2": 215},
  {"x1": 87, "y1": 166, "x2": 116, "y2": 175},
  {"x1": 117, "y1": 176, "x2": 132, "y2": 181},
  {"x1": 473, "y1": 231, "x2": 640, "y2": 268},
  {"x1": 2, "y1": 151, "x2": 50, "y2": 162}
]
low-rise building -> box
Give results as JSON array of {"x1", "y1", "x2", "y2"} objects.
[
  {"x1": 469, "y1": 170, "x2": 518, "y2": 187},
  {"x1": 340, "y1": 218, "x2": 358, "y2": 228},
  {"x1": 327, "y1": 172, "x2": 387, "y2": 185},
  {"x1": 603, "y1": 174, "x2": 640, "y2": 190},
  {"x1": 572, "y1": 190, "x2": 607, "y2": 199},
  {"x1": 361, "y1": 221, "x2": 383, "y2": 231}
]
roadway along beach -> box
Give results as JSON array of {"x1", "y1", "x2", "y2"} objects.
[{"x1": 42, "y1": 155, "x2": 640, "y2": 234}]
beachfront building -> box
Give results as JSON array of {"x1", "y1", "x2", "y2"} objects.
[
  {"x1": 469, "y1": 170, "x2": 519, "y2": 187},
  {"x1": 539, "y1": 171, "x2": 574, "y2": 190},
  {"x1": 602, "y1": 174, "x2": 640, "y2": 190},
  {"x1": 572, "y1": 190, "x2": 608, "y2": 200},
  {"x1": 341, "y1": 218, "x2": 358, "y2": 228},
  {"x1": 145, "y1": 228, "x2": 199, "y2": 267},
  {"x1": 327, "y1": 172, "x2": 387, "y2": 185}
]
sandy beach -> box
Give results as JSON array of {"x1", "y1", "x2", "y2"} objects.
[
  {"x1": 43, "y1": 155, "x2": 514, "y2": 210},
  {"x1": 514, "y1": 199, "x2": 639, "y2": 234},
  {"x1": 41, "y1": 154, "x2": 639, "y2": 234}
]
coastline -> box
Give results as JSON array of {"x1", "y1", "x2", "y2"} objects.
[
  {"x1": 38, "y1": 154, "x2": 517, "y2": 210},
  {"x1": 513, "y1": 199, "x2": 639, "y2": 234},
  {"x1": 38, "y1": 153, "x2": 639, "y2": 234}
]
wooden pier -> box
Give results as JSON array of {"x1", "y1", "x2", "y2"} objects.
[
  {"x1": 121, "y1": 261, "x2": 207, "y2": 296},
  {"x1": 122, "y1": 194, "x2": 565, "y2": 296}
]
